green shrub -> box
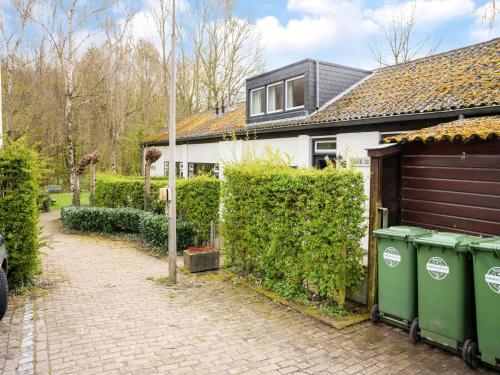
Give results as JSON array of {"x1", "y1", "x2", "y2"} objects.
[
  {"x1": 60, "y1": 206, "x2": 196, "y2": 252},
  {"x1": 138, "y1": 214, "x2": 197, "y2": 253},
  {"x1": 0, "y1": 140, "x2": 41, "y2": 287},
  {"x1": 95, "y1": 174, "x2": 220, "y2": 244},
  {"x1": 222, "y1": 162, "x2": 366, "y2": 306}
]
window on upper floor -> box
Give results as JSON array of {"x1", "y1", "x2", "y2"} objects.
[
  {"x1": 250, "y1": 87, "x2": 265, "y2": 116},
  {"x1": 267, "y1": 82, "x2": 284, "y2": 113},
  {"x1": 286, "y1": 76, "x2": 304, "y2": 110}
]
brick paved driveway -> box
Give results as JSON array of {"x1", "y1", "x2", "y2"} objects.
[{"x1": 0, "y1": 211, "x2": 495, "y2": 374}]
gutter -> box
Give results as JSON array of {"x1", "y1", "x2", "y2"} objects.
[{"x1": 143, "y1": 105, "x2": 500, "y2": 146}]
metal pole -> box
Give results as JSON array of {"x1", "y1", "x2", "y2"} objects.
[
  {"x1": 168, "y1": 0, "x2": 177, "y2": 284},
  {"x1": 0, "y1": 58, "x2": 3, "y2": 149}
]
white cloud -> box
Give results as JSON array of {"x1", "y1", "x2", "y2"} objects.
[
  {"x1": 365, "y1": 0, "x2": 476, "y2": 28},
  {"x1": 254, "y1": 0, "x2": 378, "y2": 68},
  {"x1": 469, "y1": 2, "x2": 500, "y2": 41}
]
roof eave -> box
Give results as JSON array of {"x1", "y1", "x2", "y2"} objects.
[{"x1": 142, "y1": 105, "x2": 500, "y2": 146}]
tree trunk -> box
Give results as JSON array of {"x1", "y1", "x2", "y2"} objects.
[
  {"x1": 74, "y1": 172, "x2": 81, "y2": 207},
  {"x1": 144, "y1": 159, "x2": 152, "y2": 211},
  {"x1": 89, "y1": 162, "x2": 96, "y2": 207}
]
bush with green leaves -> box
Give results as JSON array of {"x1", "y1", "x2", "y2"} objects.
[
  {"x1": 0, "y1": 140, "x2": 41, "y2": 287},
  {"x1": 95, "y1": 174, "x2": 220, "y2": 244},
  {"x1": 60, "y1": 206, "x2": 196, "y2": 252},
  {"x1": 222, "y1": 161, "x2": 366, "y2": 307}
]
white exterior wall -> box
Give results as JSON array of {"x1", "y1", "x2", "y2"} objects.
[{"x1": 336, "y1": 131, "x2": 381, "y2": 253}]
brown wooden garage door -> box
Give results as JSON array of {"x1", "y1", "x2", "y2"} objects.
[{"x1": 399, "y1": 140, "x2": 500, "y2": 237}]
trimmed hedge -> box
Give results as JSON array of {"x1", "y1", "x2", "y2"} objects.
[
  {"x1": 222, "y1": 162, "x2": 366, "y2": 306},
  {"x1": 95, "y1": 174, "x2": 220, "y2": 244},
  {"x1": 0, "y1": 141, "x2": 41, "y2": 287},
  {"x1": 61, "y1": 206, "x2": 196, "y2": 253}
]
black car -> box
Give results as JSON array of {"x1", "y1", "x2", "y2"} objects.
[{"x1": 0, "y1": 235, "x2": 8, "y2": 320}]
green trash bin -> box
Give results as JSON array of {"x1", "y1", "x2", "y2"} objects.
[
  {"x1": 371, "y1": 226, "x2": 430, "y2": 331},
  {"x1": 468, "y1": 238, "x2": 500, "y2": 370},
  {"x1": 414, "y1": 232, "x2": 478, "y2": 354}
]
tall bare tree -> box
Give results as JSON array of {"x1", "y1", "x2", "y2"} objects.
[
  {"x1": 370, "y1": 4, "x2": 439, "y2": 67},
  {"x1": 0, "y1": 0, "x2": 37, "y2": 137}
]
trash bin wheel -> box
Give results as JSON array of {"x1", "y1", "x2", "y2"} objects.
[
  {"x1": 463, "y1": 339, "x2": 480, "y2": 368},
  {"x1": 0, "y1": 267, "x2": 8, "y2": 321},
  {"x1": 370, "y1": 304, "x2": 380, "y2": 324},
  {"x1": 409, "y1": 318, "x2": 420, "y2": 343}
]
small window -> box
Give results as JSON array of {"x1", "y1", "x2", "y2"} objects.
[
  {"x1": 250, "y1": 87, "x2": 265, "y2": 116},
  {"x1": 314, "y1": 139, "x2": 337, "y2": 154},
  {"x1": 267, "y1": 82, "x2": 283, "y2": 113},
  {"x1": 286, "y1": 76, "x2": 304, "y2": 110},
  {"x1": 164, "y1": 161, "x2": 183, "y2": 178}
]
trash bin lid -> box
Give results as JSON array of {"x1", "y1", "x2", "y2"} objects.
[
  {"x1": 470, "y1": 237, "x2": 500, "y2": 253},
  {"x1": 374, "y1": 226, "x2": 430, "y2": 240},
  {"x1": 414, "y1": 232, "x2": 478, "y2": 251}
]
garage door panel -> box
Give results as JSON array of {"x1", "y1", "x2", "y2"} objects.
[
  {"x1": 400, "y1": 142, "x2": 500, "y2": 236},
  {"x1": 402, "y1": 188, "x2": 500, "y2": 209},
  {"x1": 402, "y1": 177, "x2": 500, "y2": 195},
  {"x1": 402, "y1": 166, "x2": 500, "y2": 182},
  {"x1": 401, "y1": 199, "x2": 500, "y2": 222},
  {"x1": 401, "y1": 209, "x2": 500, "y2": 236},
  {"x1": 402, "y1": 155, "x2": 500, "y2": 169}
]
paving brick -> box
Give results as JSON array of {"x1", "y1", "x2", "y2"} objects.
[{"x1": 0, "y1": 211, "x2": 494, "y2": 375}]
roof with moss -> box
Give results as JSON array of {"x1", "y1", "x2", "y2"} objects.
[
  {"x1": 384, "y1": 115, "x2": 500, "y2": 143},
  {"x1": 143, "y1": 102, "x2": 246, "y2": 144},
  {"x1": 144, "y1": 38, "x2": 499, "y2": 143}
]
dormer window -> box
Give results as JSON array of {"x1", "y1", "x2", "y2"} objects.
[
  {"x1": 286, "y1": 76, "x2": 305, "y2": 110},
  {"x1": 250, "y1": 87, "x2": 265, "y2": 116},
  {"x1": 267, "y1": 82, "x2": 284, "y2": 113}
]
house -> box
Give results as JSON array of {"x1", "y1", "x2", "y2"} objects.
[{"x1": 142, "y1": 38, "x2": 499, "y2": 251}]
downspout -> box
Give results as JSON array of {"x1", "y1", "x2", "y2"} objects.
[{"x1": 315, "y1": 60, "x2": 320, "y2": 110}]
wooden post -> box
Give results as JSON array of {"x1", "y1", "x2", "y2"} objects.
[
  {"x1": 366, "y1": 144, "x2": 402, "y2": 310},
  {"x1": 89, "y1": 162, "x2": 96, "y2": 207}
]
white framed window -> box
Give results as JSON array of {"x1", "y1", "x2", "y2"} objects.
[
  {"x1": 267, "y1": 82, "x2": 284, "y2": 113},
  {"x1": 250, "y1": 87, "x2": 265, "y2": 116},
  {"x1": 285, "y1": 76, "x2": 305, "y2": 110},
  {"x1": 314, "y1": 138, "x2": 337, "y2": 154}
]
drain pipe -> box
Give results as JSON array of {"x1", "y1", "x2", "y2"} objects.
[{"x1": 315, "y1": 60, "x2": 320, "y2": 110}]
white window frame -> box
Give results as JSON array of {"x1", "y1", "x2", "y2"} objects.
[
  {"x1": 266, "y1": 82, "x2": 284, "y2": 114},
  {"x1": 314, "y1": 138, "x2": 337, "y2": 154},
  {"x1": 285, "y1": 75, "x2": 305, "y2": 111},
  {"x1": 249, "y1": 87, "x2": 265, "y2": 117}
]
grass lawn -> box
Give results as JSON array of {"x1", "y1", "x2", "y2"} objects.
[{"x1": 49, "y1": 192, "x2": 90, "y2": 211}]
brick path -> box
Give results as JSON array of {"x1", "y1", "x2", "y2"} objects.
[{"x1": 0, "y1": 211, "x2": 495, "y2": 374}]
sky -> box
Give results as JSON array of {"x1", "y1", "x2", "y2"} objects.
[{"x1": 0, "y1": 0, "x2": 498, "y2": 71}]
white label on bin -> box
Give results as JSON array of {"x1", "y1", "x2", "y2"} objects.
[
  {"x1": 383, "y1": 247, "x2": 401, "y2": 268},
  {"x1": 485, "y1": 267, "x2": 500, "y2": 294},
  {"x1": 426, "y1": 257, "x2": 449, "y2": 280}
]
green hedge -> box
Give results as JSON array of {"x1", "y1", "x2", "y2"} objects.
[
  {"x1": 222, "y1": 162, "x2": 366, "y2": 306},
  {"x1": 95, "y1": 174, "x2": 220, "y2": 243},
  {"x1": 0, "y1": 141, "x2": 40, "y2": 287},
  {"x1": 61, "y1": 206, "x2": 196, "y2": 253}
]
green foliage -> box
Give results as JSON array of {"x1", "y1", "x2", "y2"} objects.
[
  {"x1": 95, "y1": 174, "x2": 220, "y2": 244},
  {"x1": 138, "y1": 214, "x2": 197, "y2": 253},
  {"x1": 222, "y1": 162, "x2": 366, "y2": 305},
  {"x1": 60, "y1": 206, "x2": 196, "y2": 252},
  {"x1": 0, "y1": 140, "x2": 41, "y2": 287}
]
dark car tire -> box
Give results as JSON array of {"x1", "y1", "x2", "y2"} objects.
[{"x1": 0, "y1": 267, "x2": 8, "y2": 321}]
